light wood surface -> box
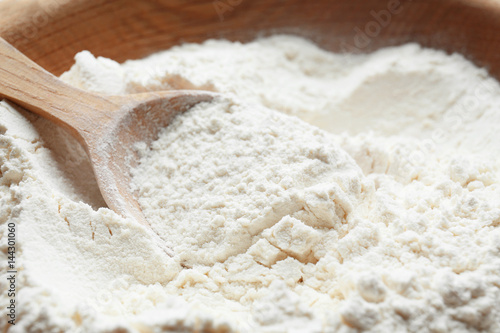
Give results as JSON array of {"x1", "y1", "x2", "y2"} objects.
[
  {"x1": 0, "y1": 37, "x2": 214, "y2": 255},
  {"x1": 0, "y1": 0, "x2": 500, "y2": 79}
]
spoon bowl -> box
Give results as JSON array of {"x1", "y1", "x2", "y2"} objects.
[{"x1": 0, "y1": 38, "x2": 214, "y2": 254}]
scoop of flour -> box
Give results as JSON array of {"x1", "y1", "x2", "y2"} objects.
[{"x1": 131, "y1": 96, "x2": 364, "y2": 266}]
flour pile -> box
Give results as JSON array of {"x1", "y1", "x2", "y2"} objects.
[{"x1": 1, "y1": 35, "x2": 500, "y2": 332}]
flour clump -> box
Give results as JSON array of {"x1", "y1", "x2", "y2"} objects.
[{"x1": 131, "y1": 96, "x2": 363, "y2": 267}]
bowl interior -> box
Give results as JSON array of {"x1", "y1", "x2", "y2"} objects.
[{"x1": 0, "y1": 0, "x2": 500, "y2": 79}]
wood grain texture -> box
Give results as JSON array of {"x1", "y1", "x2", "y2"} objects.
[{"x1": 0, "y1": 0, "x2": 500, "y2": 79}]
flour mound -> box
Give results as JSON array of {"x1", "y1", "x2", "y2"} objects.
[
  {"x1": 132, "y1": 97, "x2": 363, "y2": 266},
  {"x1": 1, "y1": 35, "x2": 500, "y2": 332}
]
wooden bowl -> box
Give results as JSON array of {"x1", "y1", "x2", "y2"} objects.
[{"x1": 0, "y1": 0, "x2": 499, "y2": 80}]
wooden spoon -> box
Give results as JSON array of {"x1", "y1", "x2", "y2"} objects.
[{"x1": 0, "y1": 38, "x2": 214, "y2": 255}]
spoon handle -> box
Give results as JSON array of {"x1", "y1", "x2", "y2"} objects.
[{"x1": 0, "y1": 37, "x2": 114, "y2": 141}]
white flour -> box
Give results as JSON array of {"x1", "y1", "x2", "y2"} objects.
[{"x1": 1, "y1": 35, "x2": 500, "y2": 332}]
